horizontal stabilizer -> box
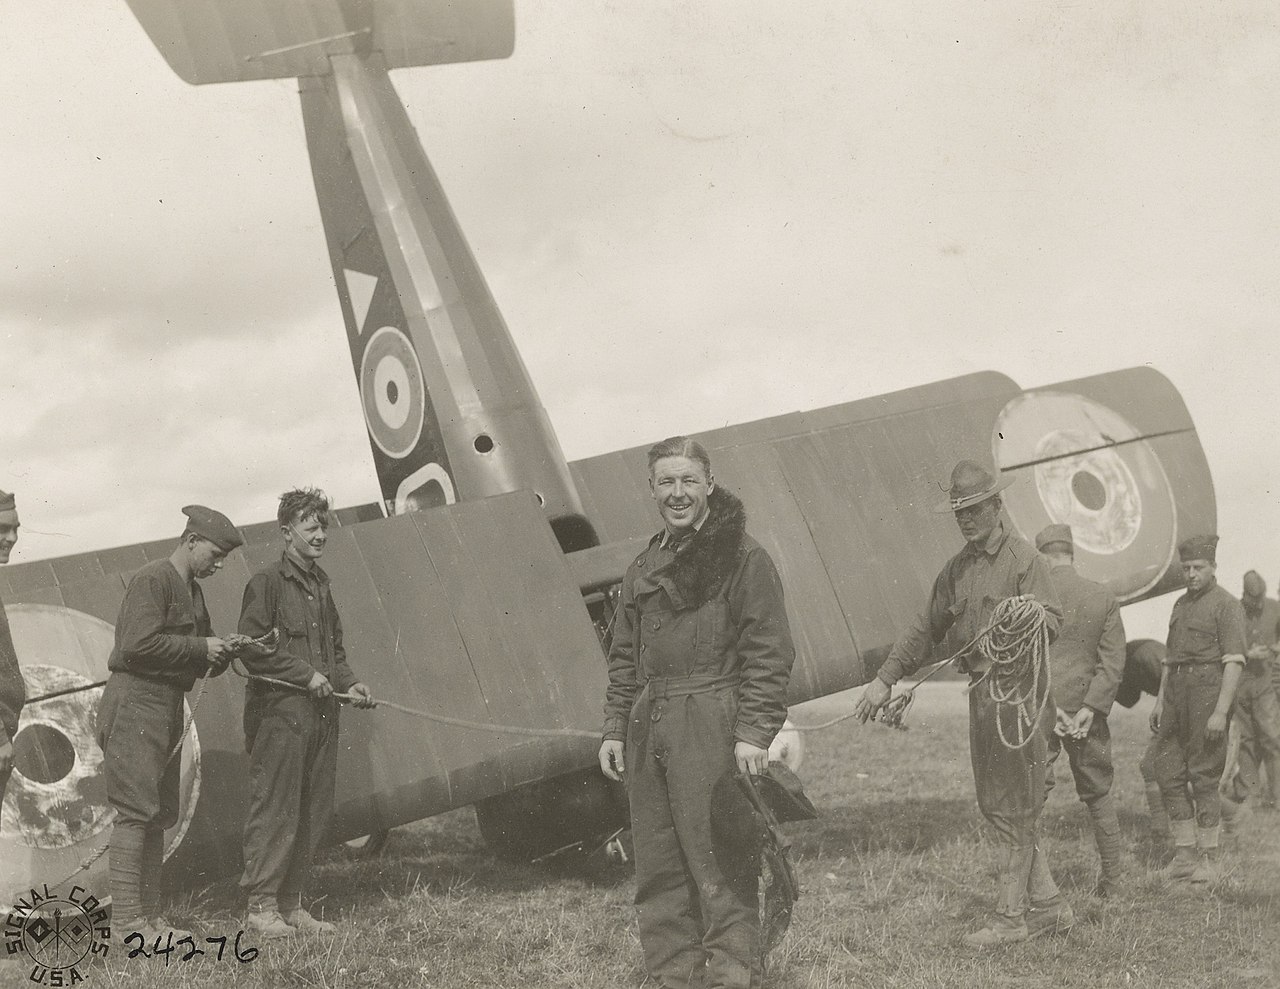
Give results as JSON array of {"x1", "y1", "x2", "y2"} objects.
[{"x1": 124, "y1": 0, "x2": 514, "y2": 85}]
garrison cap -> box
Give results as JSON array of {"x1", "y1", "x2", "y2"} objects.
[
  {"x1": 1035, "y1": 523, "x2": 1074, "y2": 553},
  {"x1": 182, "y1": 504, "x2": 244, "y2": 552},
  {"x1": 1177, "y1": 534, "x2": 1218, "y2": 564},
  {"x1": 932, "y1": 459, "x2": 1015, "y2": 514},
  {"x1": 0, "y1": 489, "x2": 13, "y2": 512}
]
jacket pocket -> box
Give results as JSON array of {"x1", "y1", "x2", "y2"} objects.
[{"x1": 639, "y1": 608, "x2": 697, "y2": 675}]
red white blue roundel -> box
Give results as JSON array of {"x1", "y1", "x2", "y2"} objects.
[
  {"x1": 994, "y1": 391, "x2": 1178, "y2": 601},
  {"x1": 359, "y1": 326, "x2": 426, "y2": 460}
]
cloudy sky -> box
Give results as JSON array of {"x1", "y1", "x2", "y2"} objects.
[{"x1": 3, "y1": 2, "x2": 1278, "y2": 639}]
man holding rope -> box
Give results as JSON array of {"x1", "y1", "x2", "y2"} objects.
[
  {"x1": 853, "y1": 460, "x2": 1067, "y2": 947},
  {"x1": 598, "y1": 437, "x2": 795, "y2": 989},
  {"x1": 0, "y1": 488, "x2": 25, "y2": 803},
  {"x1": 238, "y1": 487, "x2": 375, "y2": 940},
  {"x1": 1035, "y1": 524, "x2": 1127, "y2": 897},
  {"x1": 97, "y1": 504, "x2": 243, "y2": 942},
  {"x1": 1149, "y1": 535, "x2": 1245, "y2": 884}
]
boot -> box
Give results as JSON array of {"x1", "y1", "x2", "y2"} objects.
[
  {"x1": 1144, "y1": 781, "x2": 1170, "y2": 842},
  {"x1": 1087, "y1": 796, "x2": 1124, "y2": 897},
  {"x1": 246, "y1": 905, "x2": 296, "y2": 940},
  {"x1": 1026, "y1": 897, "x2": 1074, "y2": 938},
  {"x1": 963, "y1": 913, "x2": 1028, "y2": 948},
  {"x1": 1189, "y1": 825, "x2": 1222, "y2": 884},
  {"x1": 1164, "y1": 818, "x2": 1198, "y2": 881}
]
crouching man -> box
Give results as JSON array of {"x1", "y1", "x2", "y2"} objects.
[{"x1": 598, "y1": 437, "x2": 795, "y2": 989}]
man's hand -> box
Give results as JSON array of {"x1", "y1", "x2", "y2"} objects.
[
  {"x1": 1070, "y1": 707, "x2": 1095, "y2": 740},
  {"x1": 1149, "y1": 699, "x2": 1163, "y2": 734},
  {"x1": 1205, "y1": 710, "x2": 1228, "y2": 744},
  {"x1": 204, "y1": 637, "x2": 229, "y2": 663},
  {"x1": 598, "y1": 740, "x2": 625, "y2": 782},
  {"x1": 307, "y1": 671, "x2": 333, "y2": 700},
  {"x1": 0, "y1": 735, "x2": 11, "y2": 776},
  {"x1": 1247, "y1": 644, "x2": 1271, "y2": 662},
  {"x1": 346, "y1": 682, "x2": 376, "y2": 709},
  {"x1": 853, "y1": 678, "x2": 892, "y2": 724},
  {"x1": 1053, "y1": 707, "x2": 1073, "y2": 738},
  {"x1": 735, "y1": 741, "x2": 769, "y2": 775}
]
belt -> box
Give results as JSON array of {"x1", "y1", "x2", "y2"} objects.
[
  {"x1": 1166, "y1": 661, "x2": 1221, "y2": 673},
  {"x1": 642, "y1": 673, "x2": 737, "y2": 700}
]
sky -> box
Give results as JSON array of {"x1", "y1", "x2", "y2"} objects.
[{"x1": 2, "y1": 2, "x2": 1279, "y2": 642}]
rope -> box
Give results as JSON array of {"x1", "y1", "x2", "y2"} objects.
[
  {"x1": 229, "y1": 659, "x2": 598, "y2": 740},
  {"x1": 972, "y1": 597, "x2": 1052, "y2": 750}
]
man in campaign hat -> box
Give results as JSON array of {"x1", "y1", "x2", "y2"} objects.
[
  {"x1": 853, "y1": 460, "x2": 1068, "y2": 947},
  {"x1": 1149, "y1": 535, "x2": 1245, "y2": 883},
  {"x1": 0, "y1": 489, "x2": 25, "y2": 803},
  {"x1": 1035, "y1": 523, "x2": 1127, "y2": 896},
  {"x1": 97, "y1": 504, "x2": 244, "y2": 942}
]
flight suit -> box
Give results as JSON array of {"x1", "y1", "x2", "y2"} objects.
[
  {"x1": 604, "y1": 490, "x2": 793, "y2": 989},
  {"x1": 1151, "y1": 582, "x2": 1246, "y2": 832},
  {"x1": 1041, "y1": 564, "x2": 1126, "y2": 888},
  {"x1": 1231, "y1": 595, "x2": 1280, "y2": 807},
  {"x1": 238, "y1": 553, "x2": 358, "y2": 914},
  {"x1": 876, "y1": 522, "x2": 1063, "y2": 923},
  {"x1": 97, "y1": 559, "x2": 222, "y2": 924}
]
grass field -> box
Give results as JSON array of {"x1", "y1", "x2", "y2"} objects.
[{"x1": 3, "y1": 683, "x2": 1277, "y2": 988}]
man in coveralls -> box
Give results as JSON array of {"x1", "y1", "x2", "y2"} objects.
[
  {"x1": 1221, "y1": 570, "x2": 1280, "y2": 825},
  {"x1": 853, "y1": 460, "x2": 1068, "y2": 947},
  {"x1": 238, "y1": 488, "x2": 375, "y2": 939},
  {"x1": 97, "y1": 505, "x2": 242, "y2": 940},
  {"x1": 599, "y1": 437, "x2": 795, "y2": 989},
  {"x1": 0, "y1": 488, "x2": 25, "y2": 802},
  {"x1": 1035, "y1": 524, "x2": 1127, "y2": 896},
  {"x1": 1150, "y1": 535, "x2": 1246, "y2": 884}
]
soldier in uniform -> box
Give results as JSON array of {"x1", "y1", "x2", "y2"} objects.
[
  {"x1": 97, "y1": 505, "x2": 243, "y2": 940},
  {"x1": 1035, "y1": 524, "x2": 1127, "y2": 896},
  {"x1": 238, "y1": 488, "x2": 375, "y2": 940},
  {"x1": 0, "y1": 489, "x2": 25, "y2": 802},
  {"x1": 598, "y1": 437, "x2": 795, "y2": 989},
  {"x1": 853, "y1": 461, "x2": 1067, "y2": 947},
  {"x1": 1149, "y1": 535, "x2": 1245, "y2": 883},
  {"x1": 1220, "y1": 571, "x2": 1280, "y2": 830}
]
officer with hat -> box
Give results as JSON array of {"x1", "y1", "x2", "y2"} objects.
[
  {"x1": 1035, "y1": 523, "x2": 1127, "y2": 896},
  {"x1": 853, "y1": 460, "x2": 1068, "y2": 947},
  {"x1": 97, "y1": 504, "x2": 244, "y2": 942},
  {"x1": 1149, "y1": 535, "x2": 1245, "y2": 883},
  {"x1": 0, "y1": 488, "x2": 25, "y2": 802}
]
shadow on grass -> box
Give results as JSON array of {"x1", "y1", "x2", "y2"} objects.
[{"x1": 789, "y1": 796, "x2": 978, "y2": 857}]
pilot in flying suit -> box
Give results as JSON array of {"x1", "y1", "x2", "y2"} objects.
[
  {"x1": 0, "y1": 488, "x2": 25, "y2": 803},
  {"x1": 600, "y1": 437, "x2": 794, "y2": 989}
]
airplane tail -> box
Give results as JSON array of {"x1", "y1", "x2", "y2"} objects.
[{"x1": 124, "y1": 0, "x2": 514, "y2": 85}]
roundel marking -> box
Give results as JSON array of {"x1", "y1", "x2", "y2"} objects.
[
  {"x1": 994, "y1": 391, "x2": 1178, "y2": 601},
  {"x1": 360, "y1": 326, "x2": 426, "y2": 459},
  {"x1": 0, "y1": 604, "x2": 201, "y2": 907}
]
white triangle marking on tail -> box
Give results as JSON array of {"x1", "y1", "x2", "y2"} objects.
[{"x1": 343, "y1": 269, "x2": 379, "y2": 335}]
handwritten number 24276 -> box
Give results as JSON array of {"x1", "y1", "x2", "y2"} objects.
[{"x1": 122, "y1": 930, "x2": 259, "y2": 964}]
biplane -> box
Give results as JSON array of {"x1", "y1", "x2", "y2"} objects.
[{"x1": 0, "y1": 0, "x2": 1213, "y2": 908}]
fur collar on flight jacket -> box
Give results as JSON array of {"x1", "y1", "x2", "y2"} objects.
[{"x1": 668, "y1": 487, "x2": 747, "y2": 609}]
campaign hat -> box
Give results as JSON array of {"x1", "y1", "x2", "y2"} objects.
[
  {"x1": 0, "y1": 490, "x2": 13, "y2": 512},
  {"x1": 182, "y1": 504, "x2": 244, "y2": 552},
  {"x1": 932, "y1": 460, "x2": 1015, "y2": 514}
]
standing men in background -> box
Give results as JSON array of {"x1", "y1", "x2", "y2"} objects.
[
  {"x1": 0, "y1": 489, "x2": 25, "y2": 803},
  {"x1": 1222, "y1": 571, "x2": 1280, "y2": 828},
  {"x1": 1150, "y1": 535, "x2": 1245, "y2": 883},
  {"x1": 238, "y1": 488, "x2": 375, "y2": 940},
  {"x1": 1035, "y1": 524, "x2": 1127, "y2": 897},
  {"x1": 853, "y1": 461, "x2": 1067, "y2": 948},
  {"x1": 97, "y1": 505, "x2": 242, "y2": 939},
  {"x1": 599, "y1": 437, "x2": 795, "y2": 989}
]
